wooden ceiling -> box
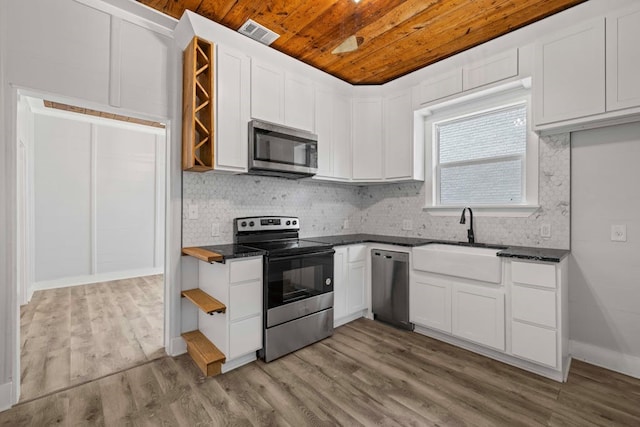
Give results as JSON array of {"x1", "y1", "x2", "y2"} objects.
[{"x1": 139, "y1": 0, "x2": 588, "y2": 84}]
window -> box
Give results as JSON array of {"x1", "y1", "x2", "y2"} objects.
[{"x1": 422, "y1": 86, "x2": 538, "y2": 216}]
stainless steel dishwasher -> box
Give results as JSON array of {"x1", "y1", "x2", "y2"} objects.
[{"x1": 371, "y1": 249, "x2": 413, "y2": 330}]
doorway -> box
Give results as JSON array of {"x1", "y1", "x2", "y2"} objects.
[{"x1": 16, "y1": 94, "x2": 168, "y2": 402}]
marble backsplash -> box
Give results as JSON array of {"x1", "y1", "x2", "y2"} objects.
[{"x1": 182, "y1": 133, "x2": 570, "y2": 249}]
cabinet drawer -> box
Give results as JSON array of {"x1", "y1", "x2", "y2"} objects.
[
  {"x1": 229, "y1": 258, "x2": 262, "y2": 283},
  {"x1": 348, "y1": 245, "x2": 367, "y2": 263},
  {"x1": 512, "y1": 321, "x2": 557, "y2": 367},
  {"x1": 229, "y1": 280, "x2": 262, "y2": 321},
  {"x1": 512, "y1": 285, "x2": 556, "y2": 328},
  {"x1": 229, "y1": 315, "x2": 262, "y2": 359},
  {"x1": 511, "y1": 261, "x2": 556, "y2": 289}
]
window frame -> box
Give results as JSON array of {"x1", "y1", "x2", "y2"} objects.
[{"x1": 421, "y1": 85, "x2": 539, "y2": 217}]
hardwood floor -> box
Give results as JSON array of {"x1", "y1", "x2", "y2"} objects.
[
  {"x1": 3, "y1": 317, "x2": 640, "y2": 426},
  {"x1": 19, "y1": 275, "x2": 165, "y2": 402}
]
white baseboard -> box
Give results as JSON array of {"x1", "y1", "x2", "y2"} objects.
[
  {"x1": 0, "y1": 381, "x2": 13, "y2": 412},
  {"x1": 570, "y1": 340, "x2": 640, "y2": 379},
  {"x1": 33, "y1": 267, "x2": 163, "y2": 291},
  {"x1": 334, "y1": 310, "x2": 366, "y2": 328},
  {"x1": 169, "y1": 336, "x2": 187, "y2": 357}
]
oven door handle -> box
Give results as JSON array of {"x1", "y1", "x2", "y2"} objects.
[{"x1": 268, "y1": 249, "x2": 335, "y2": 262}]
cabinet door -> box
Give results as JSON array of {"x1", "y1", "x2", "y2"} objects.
[
  {"x1": 409, "y1": 276, "x2": 452, "y2": 333},
  {"x1": 285, "y1": 73, "x2": 314, "y2": 132},
  {"x1": 314, "y1": 87, "x2": 333, "y2": 177},
  {"x1": 216, "y1": 45, "x2": 250, "y2": 172},
  {"x1": 332, "y1": 94, "x2": 352, "y2": 180},
  {"x1": 606, "y1": 6, "x2": 640, "y2": 111},
  {"x1": 347, "y1": 261, "x2": 366, "y2": 313},
  {"x1": 384, "y1": 90, "x2": 413, "y2": 180},
  {"x1": 352, "y1": 98, "x2": 383, "y2": 181},
  {"x1": 251, "y1": 61, "x2": 284, "y2": 123},
  {"x1": 333, "y1": 248, "x2": 348, "y2": 321},
  {"x1": 452, "y1": 283, "x2": 505, "y2": 350},
  {"x1": 229, "y1": 315, "x2": 262, "y2": 359},
  {"x1": 462, "y1": 49, "x2": 518, "y2": 91},
  {"x1": 512, "y1": 321, "x2": 557, "y2": 367},
  {"x1": 412, "y1": 68, "x2": 462, "y2": 107},
  {"x1": 534, "y1": 18, "x2": 605, "y2": 125}
]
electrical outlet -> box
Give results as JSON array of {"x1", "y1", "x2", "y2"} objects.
[
  {"x1": 402, "y1": 220, "x2": 413, "y2": 231},
  {"x1": 343, "y1": 219, "x2": 350, "y2": 230},
  {"x1": 611, "y1": 224, "x2": 627, "y2": 242},
  {"x1": 211, "y1": 223, "x2": 220, "y2": 237},
  {"x1": 540, "y1": 223, "x2": 551, "y2": 238},
  {"x1": 187, "y1": 204, "x2": 198, "y2": 220}
]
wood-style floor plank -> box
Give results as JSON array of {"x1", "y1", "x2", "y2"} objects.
[
  {"x1": 3, "y1": 317, "x2": 640, "y2": 426},
  {"x1": 19, "y1": 275, "x2": 165, "y2": 402}
]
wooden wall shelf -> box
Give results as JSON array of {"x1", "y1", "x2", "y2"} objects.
[
  {"x1": 182, "y1": 247, "x2": 223, "y2": 263},
  {"x1": 182, "y1": 330, "x2": 226, "y2": 376},
  {"x1": 182, "y1": 36, "x2": 215, "y2": 172},
  {"x1": 181, "y1": 289, "x2": 226, "y2": 315}
]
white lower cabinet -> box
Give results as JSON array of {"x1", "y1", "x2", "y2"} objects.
[
  {"x1": 197, "y1": 256, "x2": 263, "y2": 372},
  {"x1": 452, "y1": 283, "x2": 505, "y2": 351},
  {"x1": 511, "y1": 321, "x2": 557, "y2": 367},
  {"x1": 409, "y1": 274, "x2": 451, "y2": 333},
  {"x1": 334, "y1": 245, "x2": 368, "y2": 326}
]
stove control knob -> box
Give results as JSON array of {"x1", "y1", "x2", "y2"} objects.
[
  {"x1": 241, "y1": 221, "x2": 247, "y2": 227},
  {"x1": 286, "y1": 220, "x2": 291, "y2": 225},
  {"x1": 325, "y1": 278, "x2": 332, "y2": 286},
  {"x1": 292, "y1": 220, "x2": 297, "y2": 225},
  {"x1": 249, "y1": 221, "x2": 255, "y2": 227}
]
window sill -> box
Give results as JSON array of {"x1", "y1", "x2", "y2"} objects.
[{"x1": 424, "y1": 205, "x2": 540, "y2": 218}]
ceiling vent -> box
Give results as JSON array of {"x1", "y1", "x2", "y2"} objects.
[{"x1": 238, "y1": 19, "x2": 280, "y2": 46}]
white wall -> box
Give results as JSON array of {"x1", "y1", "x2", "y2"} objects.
[
  {"x1": 570, "y1": 121, "x2": 640, "y2": 378},
  {"x1": 32, "y1": 111, "x2": 165, "y2": 289}
]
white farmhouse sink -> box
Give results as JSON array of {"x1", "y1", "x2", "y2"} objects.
[{"x1": 413, "y1": 244, "x2": 503, "y2": 283}]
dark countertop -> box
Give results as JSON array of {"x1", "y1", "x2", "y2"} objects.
[
  {"x1": 306, "y1": 234, "x2": 570, "y2": 263},
  {"x1": 195, "y1": 244, "x2": 266, "y2": 261}
]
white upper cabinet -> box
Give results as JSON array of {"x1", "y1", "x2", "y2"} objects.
[
  {"x1": 251, "y1": 60, "x2": 285, "y2": 124},
  {"x1": 352, "y1": 98, "x2": 383, "y2": 181},
  {"x1": 216, "y1": 45, "x2": 251, "y2": 172},
  {"x1": 314, "y1": 87, "x2": 334, "y2": 177},
  {"x1": 284, "y1": 74, "x2": 315, "y2": 132},
  {"x1": 463, "y1": 49, "x2": 518, "y2": 91},
  {"x1": 412, "y1": 68, "x2": 463, "y2": 108},
  {"x1": 384, "y1": 90, "x2": 414, "y2": 180},
  {"x1": 332, "y1": 94, "x2": 353, "y2": 180},
  {"x1": 606, "y1": 6, "x2": 640, "y2": 112},
  {"x1": 534, "y1": 18, "x2": 606, "y2": 126},
  {"x1": 250, "y1": 61, "x2": 314, "y2": 131},
  {"x1": 118, "y1": 20, "x2": 171, "y2": 117}
]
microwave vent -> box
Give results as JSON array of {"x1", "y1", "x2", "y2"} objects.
[{"x1": 238, "y1": 19, "x2": 280, "y2": 46}]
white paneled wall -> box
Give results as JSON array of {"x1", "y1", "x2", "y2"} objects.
[
  {"x1": 571, "y1": 122, "x2": 640, "y2": 378},
  {"x1": 32, "y1": 113, "x2": 165, "y2": 289}
]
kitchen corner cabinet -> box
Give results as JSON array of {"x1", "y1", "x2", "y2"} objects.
[
  {"x1": 251, "y1": 61, "x2": 315, "y2": 132},
  {"x1": 352, "y1": 98, "x2": 384, "y2": 181},
  {"x1": 333, "y1": 245, "x2": 367, "y2": 327},
  {"x1": 314, "y1": 87, "x2": 352, "y2": 180},
  {"x1": 185, "y1": 256, "x2": 263, "y2": 374}
]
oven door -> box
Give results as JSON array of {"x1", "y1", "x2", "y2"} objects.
[{"x1": 265, "y1": 249, "x2": 334, "y2": 311}]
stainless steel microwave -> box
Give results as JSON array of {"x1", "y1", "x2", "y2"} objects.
[{"x1": 248, "y1": 119, "x2": 318, "y2": 179}]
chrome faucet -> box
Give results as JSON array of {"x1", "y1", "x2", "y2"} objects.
[{"x1": 459, "y1": 207, "x2": 475, "y2": 244}]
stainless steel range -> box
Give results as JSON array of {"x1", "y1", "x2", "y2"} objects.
[{"x1": 234, "y1": 216, "x2": 334, "y2": 362}]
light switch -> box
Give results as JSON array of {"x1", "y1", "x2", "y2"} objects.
[
  {"x1": 343, "y1": 219, "x2": 350, "y2": 230},
  {"x1": 540, "y1": 223, "x2": 551, "y2": 238},
  {"x1": 211, "y1": 223, "x2": 220, "y2": 237},
  {"x1": 402, "y1": 220, "x2": 413, "y2": 231},
  {"x1": 611, "y1": 224, "x2": 627, "y2": 242}
]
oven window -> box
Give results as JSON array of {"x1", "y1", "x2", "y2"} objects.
[
  {"x1": 267, "y1": 253, "x2": 333, "y2": 308},
  {"x1": 255, "y1": 130, "x2": 310, "y2": 166}
]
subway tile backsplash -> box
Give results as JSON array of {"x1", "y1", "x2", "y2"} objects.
[{"x1": 182, "y1": 134, "x2": 569, "y2": 249}]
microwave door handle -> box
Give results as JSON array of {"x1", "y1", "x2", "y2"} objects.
[{"x1": 269, "y1": 249, "x2": 335, "y2": 262}]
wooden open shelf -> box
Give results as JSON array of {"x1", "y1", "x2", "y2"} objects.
[
  {"x1": 182, "y1": 36, "x2": 215, "y2": 172},
  {"x1": 182, "y1": 330, "x2": 226, "y2": 376},
  {"x1": 182, "y1": 247, "x2": 224, "y2": 263},
  {"x1": 181, "y1": 289, "x2": 226, "y2": 315}
]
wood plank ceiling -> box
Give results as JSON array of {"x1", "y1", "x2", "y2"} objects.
[{"x1": 138, "y1": 0, "x2": 588, "y2": 84}]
